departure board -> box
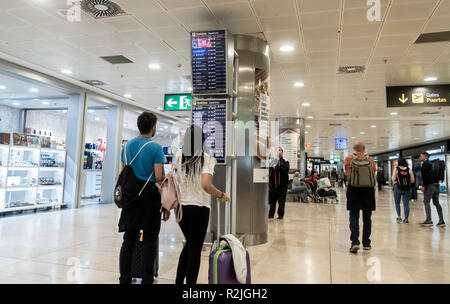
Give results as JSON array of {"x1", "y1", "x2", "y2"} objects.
[
  {"x1": 192, "y1": 99, "x2": 227, "y2": 164},
  {"x1": 191, "y1": 30, "x2": 227, "y2": 95}
]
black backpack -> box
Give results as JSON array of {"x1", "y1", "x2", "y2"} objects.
[
  {"x1": 114, "y1": 141, "x2": 154, "y2": 209},
  {"x1": 431, "y1": 159, "x2": 445, "y2": 183},
  {"x1": 396, "y1": 167, "x2": 411, "y2": 190}
]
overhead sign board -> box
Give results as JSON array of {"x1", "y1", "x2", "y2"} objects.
[
  {"x1": 191, "y1": 30, "x2": 228, "y2": 95},
  {"x1": 164, "y1": 94, "x2": 192, "y2": 111},
  {"x1": 386, "y1": 84, "x2": 450, "y2": 108},
  {"x1": 335, "y1": 138, "x2": 347, "y2": 150}
]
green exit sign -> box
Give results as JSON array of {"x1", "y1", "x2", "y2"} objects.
[{"x1": 164, "y1": 94, "x2": 192, "y2": 111}]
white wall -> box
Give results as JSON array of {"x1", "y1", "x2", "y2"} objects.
[{"x1": 0, "y1": 104, "x2": 20, "y2": 133}]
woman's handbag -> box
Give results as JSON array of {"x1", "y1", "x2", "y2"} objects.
[{"x1": 155, "y1": 168, "x2": 182, "y2": 223}]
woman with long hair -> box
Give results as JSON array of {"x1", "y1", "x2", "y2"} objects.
[{"x1": 174, "y1": 124, "x2": 229, "y2": 284}]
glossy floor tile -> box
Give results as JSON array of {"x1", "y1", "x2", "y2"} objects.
[{"x1": 0, "y1": 187, "x2": 448, "y2": 284}]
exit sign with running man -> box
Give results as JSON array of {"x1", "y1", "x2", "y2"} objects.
[{"x1": 164, "y1": 94, "x2": 193, "y2": 111}]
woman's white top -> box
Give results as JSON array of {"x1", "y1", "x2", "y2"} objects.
[{"x1": 174, "y1": 150, "x2": 217, "y2": 209}]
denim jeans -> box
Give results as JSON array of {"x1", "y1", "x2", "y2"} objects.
[
  {"x1": 349, "y1": 209, "x2": 372, "y2": 247},
  {"x1": 394, "y1": 184, "x2": 411, "y2": 220},
  {"x1": 423, "y1": 183, "x2": 444, "y2": 222}
]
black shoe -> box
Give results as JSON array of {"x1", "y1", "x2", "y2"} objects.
[
  {"x1": 277, "y1": 216, "x2": 283, "y2": 220},
  {"x1": 421, "y1": 220, "x2": 433, "y2": 226},
  {"x1": 436, "y1": 220, "x2": 446, "y2": 227},
  {"x1": 396, "y1": 217, "x2": 402, "y2": 223},
  {"x1": 268, "y1": 216, "x2": 274, "y2": 219},
  {"x1": 403, "y1": 219, "x2": 409, "y2": 224},
  {"x1": 349, "y1": 244, "x2": 359, "y2": 254},
  {"x1": 363, "y1": 245, "x2": 372, "y2": 250}
]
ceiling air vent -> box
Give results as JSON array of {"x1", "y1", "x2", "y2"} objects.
[
  {"x1": 80, "y1": 0, "x2": 126, "y2": 19},
  {"x1": 413, "y1": 123, "x2": 428, "y2": 127},
  {"x1": 338, "y1": 65, "x2": 365, "y2": 74},
  {"x1": 420, "y1": 111, "x2": 440, "y2": 115},
  {"x1": 329, "y1": 123, "x2": 342, "y2": 126},
  {"x1": 100, "y1": 55, "x2": 133, "y2": 64},
  {"x1": 415, "y1": 31, "x2": 450, "y2": 44},
  {"x1": 379, "y1": 137, "x2": 390, "y2": 139},
  {"x1": 334, "y1": 113, "x2": 350, "y2": 116},
  {"x1": 82, "y1": 80, "x2": 106, "y2": 86}
]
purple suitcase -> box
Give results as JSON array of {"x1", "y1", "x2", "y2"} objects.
[
  {"x1": 208, "y1": 199, "x2": 251, "y2": 284},
  {"x1": 208, "y1": 248, "x2": 251, "y2": 284}
]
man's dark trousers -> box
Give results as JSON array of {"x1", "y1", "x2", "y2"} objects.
[
  {"x1": 269, "y1": 186, "x2": 287, "y2": 218},
  {"x1": 349, "y1": 209, "x2": 372, "y2": 247}
]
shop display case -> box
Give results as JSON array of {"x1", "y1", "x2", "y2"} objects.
[{"x1": 0, "y1": 137, "x2": 66, "y2": 213}]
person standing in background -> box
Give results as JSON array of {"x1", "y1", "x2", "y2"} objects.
[
  {"x1": 268, "y1": 147, "x2": 290, "y2": 220},
  {"x1": 376, "y1": 168, "x2": 385, "y2": 191},
  {"x1": 419, "y1": 152, "x2": 445, "y2": 227}
]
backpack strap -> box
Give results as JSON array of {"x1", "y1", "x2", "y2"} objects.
[
  {"x1": 138, "y1": 170, "x2": 155, "y2": 197},
  {"x1": 129, "y1": 140, "x2": 152, "y2": 165}
]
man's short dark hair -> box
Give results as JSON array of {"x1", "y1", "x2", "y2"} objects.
[
  {"x1": 420, "y1": 151, "x2": 430, "y2": 158},
  {"x1": 137, "y1": 112, "x2": 157, "y2": 134},
  {"x1": 278, "y1": 147, "x2": 284, "y2": 152}
]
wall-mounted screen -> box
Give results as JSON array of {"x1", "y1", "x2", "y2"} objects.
[
  {"x1": 335, "y1": 138, "x2": 347, "y2": 150},
  {"x1": 191, "y1": 99, "x2": 227, "y2": 164},
  {"x1": 191, "y1": 30, "x2": 227, "y2": 95}
]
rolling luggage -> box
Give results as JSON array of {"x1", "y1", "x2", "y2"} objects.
[
  {"x1": 131, "y1": 232, "x2": 159, "y2": 280},
  {"x1": 208, "y1": 199, "x2": 251, "y2": 284}
]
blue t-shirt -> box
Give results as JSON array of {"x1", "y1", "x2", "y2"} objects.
[{"x1": 121, "y1": 137, "x2": 166, "y2": 182}]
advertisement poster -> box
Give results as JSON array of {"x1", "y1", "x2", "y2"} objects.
[
  {"x1": 280, "y1": 130, "x2": 298, "y2": 170},
  {"x1": 254, "y1": 68, "x2": 270, "y2": 168}
]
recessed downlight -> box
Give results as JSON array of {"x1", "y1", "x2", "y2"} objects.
[
  {"x1": 42, "y1": 101, "x2": 49, "y2": 105},
  {"x1": 360, "y1": 131, "x2": 365, "y2": 135},
  {"x1": 294, "y1": 82, "x2": 304, "y2": 87},
  {"x1": 424, "y1": 77, "x2": 437, "y2": 82},
  {"x1": 124, "y1": 93, "x2": 132, "y2": 98},
  {"x1": 61, "y1": 69, "x2": 72, "y2": 75},
  {"x1": 280, "y1": 45, "x2": 294, "y2": 52},
  {"x1": 301, "y1": 102, "x2": 310, "y2": 107},
  {"x1": 0, "y1": 85, "x2": 6, "y2": 89},
  {"x1": 29, "y1": 88, "x2": 39, "y2": 93},
  {"x1": 351, "y1": 137, "x2": 356, "y2": 139},
  {"x1": 157, "y1": 107, "x2": 163, "y2": 110},
  {"x1": 433, "y1": 132, "x2": 439, "y2": 135},
  {"x1": 306, "y1": 125, "x2": 311, "y2": 128},
  {"x1": 307, "y1": 116, "x2": 313, "y2": 119},
  {"x1": 148, "y1": 63, "x2": 161, "y2": 69},
  {"x1": 390, "y1": 112, "x2": 398, "y2": 116},
  {"x1": 371, "y1": 125, "x2": 377, "y2": 128},
  {"x1": 13, "y1": 102, "x2": 20, "y2": 106},
  {"x1": 187, "y1": 87, "x2": 192, "y2": 92},
  {"x1": 88, "y1": 109, "x2": 95, "y2": 113},
  {"x1": 185, "y1": 117, "x2": 190, "y2": 121},
  {"x1": 95, "y1": 117, "x2": 100, "y2": 121}
]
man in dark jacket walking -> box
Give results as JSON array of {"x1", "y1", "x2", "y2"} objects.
[
  {"x1": 419, "y1": 152, "x2": 445, "y2": 227},
  {"x1": 344, "y1": 141, "x2": 376, "y2": 254},
  {"x1": 268, "y1": 147, "x2": 290, "y2": 220}
]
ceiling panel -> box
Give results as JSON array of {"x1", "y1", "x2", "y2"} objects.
[
  {"x1": 170, "y1": 6, "x2": 216, "y2": 25},
  {"x1": 221, "y1": 19, "x2": 260, "y2": 34},
  {"x1": 209, "y1": 2, "x2": 254, "y2": 20},
  {"x1": 300, "y1": 10, "x2": 340, "y2": 29},
  {"x1": 253, "y1": 0, "x2": 297, "y2": 17},
  {"x1": 261, "y1": 16, "x2": 298, "y2": 32},
  {"x1": 134, "y1": 12, "x2": 177, "y2": 28},
  {"x1": 299, "y1": 0, "x2": 341, "y2": 13}
]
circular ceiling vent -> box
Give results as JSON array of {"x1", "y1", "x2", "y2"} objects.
[
  {"x1": 338, "y1": 65, "x2": 366, "y2": 74},
  {"x1": 80, "y1": 0, "x2": 126, "y2": 19}
]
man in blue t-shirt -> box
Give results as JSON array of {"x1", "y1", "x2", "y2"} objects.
[{"x1": 118, "y1": 111, "x2": 169, "y2": 284}]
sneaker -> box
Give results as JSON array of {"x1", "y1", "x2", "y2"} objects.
[
  {"x1": 277, "y1": 216, "x2": 283, "y2": 220},
  {"x1": 268, "y1": 216, "x2": 274, "y2": 220},
  {"x1": 421, "y1": 220, "x2": 433, "y2": 226},
  {"x1": 363, "y1": 245, "x2": 372, "y2": 251},
  {"x1": 436, "y1": 221, "x2": 446, "y2": 227},
  {"x1": 403, "y1": 219, "x2": 409, "y2": 224},
  {"x1": 396, "y1": 217, "x2": 402, "y2": 223},
  {"x1": 349, "y1": 244, "x2": 360, "y2": 254}
]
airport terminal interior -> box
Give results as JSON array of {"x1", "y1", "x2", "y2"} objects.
[{"x1": 0, "y1": 0, "x2": 449, "y2": 284}]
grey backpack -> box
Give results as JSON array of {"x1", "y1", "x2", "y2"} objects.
[{"x1": 349, "y1": 154, "x2": 375, "y2": 187}]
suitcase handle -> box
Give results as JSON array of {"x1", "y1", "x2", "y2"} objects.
[{"x1": 216, "y1": 198, "x2": 231, "y2": 242}]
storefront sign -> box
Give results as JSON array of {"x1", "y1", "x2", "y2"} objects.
[
  {"x1": 389, "y1": 154, "x2": 399, "y2": 160},
  {"x1": 402, "y1": 141, "x2": 447, "y2": 158},
  {"x1": 386, "y1": 84, "x2": 450, "y2": 108},
  {"x1": 426, "y1": 145, "x2": 446, "y2": 155},
  {"x1": 305, "y1": 143, "x2": 311, "y2": 149},
  {"x1": 164, "y1": 94, "x2": 192, "y2": 111}
]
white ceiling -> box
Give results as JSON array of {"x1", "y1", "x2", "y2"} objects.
[{"x1": 0, "y1": 0, "x2": 449, "y2": 158}]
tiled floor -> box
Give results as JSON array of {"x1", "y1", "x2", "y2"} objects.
[{"x1": 0, "y1": 187, "x2": 448, "y2": 284}]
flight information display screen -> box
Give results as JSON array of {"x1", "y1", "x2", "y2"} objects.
[
  {"x1": 192, "y1": 99, "x2": 227, "y2": 164},
  {"x1": 335, "y1": 138, "x2": 348, "y2": 150},
  {"x1": 191, "y1": 30, "x2": 227, "y2": 95}
]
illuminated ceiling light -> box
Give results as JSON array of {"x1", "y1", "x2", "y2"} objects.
[
  {"x1": 307, "y1": 116, "x2": 313, "y2": 119},
  {"x1": 0, "y1": 85, "x2": 6, "y2": 89},
  {"x1": 414, "y1": 137, "x2": 419, "y2": 140},
  {"x1": 157, "y1": 107, "x2": 163, "y2": 110},
  {"x1": 95, "y1": 117, "x2": 100, "y2": 121},
  {"x1": 13, "y1": 102, "x2": 20, "y2": 106},
  {"x1": 305, "y1": 131, "x2": 308, "y2": 134},
  {"x1": 42, "y1": 101, "x2": 49, "y2": 105},
  {"x1": 88, "y1": 109, "x2": 95, "y2": 113},
  {"x1": 29, "y1": 88, "x2": 39, "y2": 93},
  {"x1": 185, "y1": 117, "x2": 190, "y2": 120},
  {"x1": 62, "y1": 110, "x2": 67, "y2": 113},
  {"x1": 371, "y1": 125, "x2": 376, "y2": 128},
  {"x1": 390, "y1": 112, "x2": 398, "y2": 116},
  {"x1": 360, "y1": 131, "x2": 365, "y2": 134},
  {"x1": 306, "y1": 125, "x2": 311, "y2": 128},
  {"x1": 294, "y1": 82, "x2": 304, "y2": 87},
  {"x1": 187, "y1": 87, "x2": 193, "y2": 92},
  {"x1": 280, "y1": 45, "x2": 294, "y2": 52},
  {"x1": 148, "y1": 63, "x2": 161, "y2": 69},
  {"x1": 61, "y1": 69, "x2": 72, "y2": 75},
  {"x1": 351, "y1": 136, "x2": 356, "y2": 139},
  {"x1": 124, "y1": 93, "x2": 132, "y2": 98},
  {"x1": 424, "y1": 77, "x2": 437, "y2": 82},
  {"x1": 301, "y1": 102, "x2": 310, "y2": 107},
  {"x1": 433, "y1": 132, "x2": 439, "y2": 135}
]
